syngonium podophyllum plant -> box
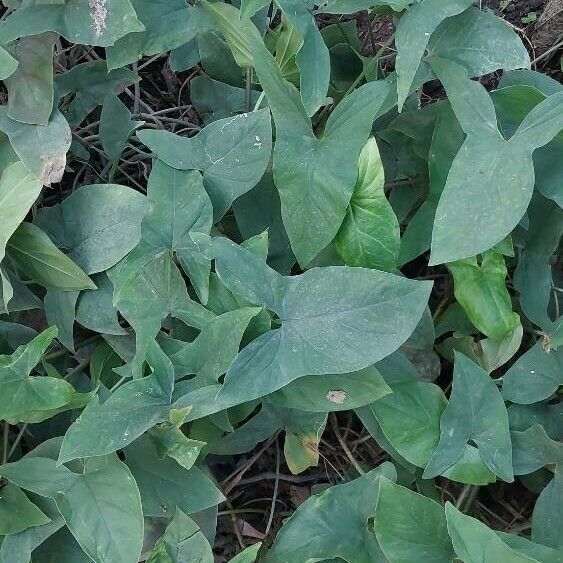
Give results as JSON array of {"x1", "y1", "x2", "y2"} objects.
[{"x1": 0, "y1": 0, "x2": 561, "y2": 560}]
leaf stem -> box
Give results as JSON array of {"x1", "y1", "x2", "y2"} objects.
[
  {"x1": 330, "y1": 413, "x2": 365, "y2": 475},
  {"x1": 2, "y1": 422, "x2": 9, "y2": 465}
]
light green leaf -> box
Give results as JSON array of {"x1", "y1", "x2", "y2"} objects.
[
  {"x1": 532, "y1": 466, "x2": 563, "y2": 550},
  {"x1": 395, "y1": 0, "x2": 474, "y2": 111},
  {"x1": 0, "y1": 327, "x2": 87, "y2": 423},
  {"x1": 228, "y1": 543, "x2": 261, "y2": 563},
  {"x1": 0, "y1": 108, "x2": 71, "y2": 185},
  {"x1": 44, "y1": 288, "x2": 79, "y2": 351},
  {"x1": 106, "y1": 0, "x2": 210, "y2": 70},
  {"x1": 429, "y1": 58, "x2": 563, "y2": 264},
  {"x1": 241, "y1": 0, "x2": 269, "y2": 18},
  {"x1": 424, "y1": 353, "x2": 513, "y2": 482},
  {"x1": 100, "y1": 94, "x2": 143, "y2": 162},
  {"x1": 5, "y1": 33, "x2": 56, "y2": 125},
  {"x1": 147, "y1": 426, "x2": 205, "y2": 472},
  {"x1": 502, "y1": 341, "x2": 563, "y2": 404},
  {"x1": 0, "y1": 454, "x2": 144, "y2": 563},
  {"x1": 497, "y1": 533, "x2": 562, "y2": 563},
  {"x1": 7, "y1": 222, "x2": 96, "y2": 291},
  {"x1": 448, "y1": 249, "x2": 520, "y2": 340},
  {"x1": 269, "y1": 366, "x2": 391, "y2": 412},
  {"x1": 137, "y1": 109, "x2": 271, "y2": 219},
  {"x1": 426, "y1": 7, "x2": 530, "y2": 77},
  {"x1": 124, "y1": 436, "x2": 225, "y2": 517},
  {"x1": 318, "y1": 0, "x2": 414, "y2": 13},
  {"x1": 36, "y1": 183, "x2": 149, "y2": 274},
  {"x1": 0, "y1": 45, "x2": 18, "y2": 80},
  {"x1": 445, "y1": 502, "x2": 539, "y2": 563},
  {"x1": 0, "y1": 161, "x2": 42, "y2": 268},
  {"x1": 204, "y1": 2, "x2": 392, "y2": 265},
  {"x1": 58, "y1": 341, "x2": 174, "y2": 463},
  {"x1": 334, "y1": 137, "x2": 400, "y2": 271},
  {"x1": 512, "y1": 425, "x2": 563, "y2": 475},
  {"x1": 0, "y1": 483, "x2": 51, "y2": 535},
  {"x1": 0, "y1": 0, "x2": 144, "y2": 47},
  {"x1": 374, "y1": 478, "x2": 454, "y2": 563},
  {"x1": 195, "y1": 235, "x2": 431, "y2": 405},
  {"x1": 146, "y1": 508, "x2": 213, "y2": 563},
  {"x1": 265, "y1": 463, "x2": 396, "y2": 563}
]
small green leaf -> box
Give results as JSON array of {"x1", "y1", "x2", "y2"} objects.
[
  {"x1": 512, "y1": 425, "x2": 563, "y2": 475},
  {"x1": 7, "y1": 222, "x2": 96, "y2": 291},
  {"x1": 335, "y1": 138, "x2": 400, "y2": 272},
  {"x1": 532, "y1": 466, "x2": 563, "y2": 550},
  {"x1": 0, "y1": 483, "x2": 51, "y2": 535}
]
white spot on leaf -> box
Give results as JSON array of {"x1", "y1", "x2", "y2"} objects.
[{"x1": 326, "y1": 390, "x2": 346, "y2": 404}]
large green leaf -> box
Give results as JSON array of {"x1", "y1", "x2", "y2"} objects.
[
  {"x1": 424, "y1": 353, "x2": 513, "y2": 482},
  {"x1": 0, "y1": 454, "x2": 143, "y2": 563},
  {"x1": 448, "y1": 249, "x2": 520, "y2": 340},
  {"x1": 58, "y1": 341, "x2": 174, "y2": 463},
  {"x1": 445, "y1": 502, "x2": 539, "y2": 563},
  {"x1": 204, "y1": 1, "x2": 392, "y2": 266},
  {"x1": 194, "y1": 235, "x2": 431, "y2": 405},
  {"x1": 265, "y1": 463, "x2": 396, "y2": 563},
  {"x1": 502, "y1": 341, "x2": 563, "y2": 404},
  {"x1": 5, "y1": 33, "x2": 56, "y2": 125},
  {"x1": 429, "y1": 58, "x2": 563, "y2": 264},
  {"x1": 0, "y1": 327, "x2": 88, "y2": 423},
  {"x1": 426, "y1": 7, "x2": 530, "y2": 77},
  {"x1": 374, "y1": 479, "x2": 454, "y2": 563},
  {"x1": 511, "y1": 425, "x2": 563, "y2": 475},
  {"x1": 137, "y1": 109, "x2": 271, "y2": 220},
  {"x1": 124, "y1": 436, "x2": 225, "y2": 517},
  {"x1": 395, "y1": 0, "x2": 473, "y2": 110},
  {"x1": 334, "y1": 137, "x2": 400, "y2": 272},
  {"x1": 0, "y1": 0, "x2": 144, "y2": 47},
  {"x1": 37, "y1": 184, "x2": 149, "y2": 274},
  {"x1": 7, "y1": 222, "x2": 96, "y2": 291},
  {"x1": 0, "y1": 108, "x2": 71, "y2": 185}
]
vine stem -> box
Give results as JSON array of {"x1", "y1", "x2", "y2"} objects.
[{"x1": 2, "y1": 422, "x2": 9, "y2": 465}]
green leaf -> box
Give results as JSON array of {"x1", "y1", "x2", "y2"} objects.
[
  {"x1": 318, "y1": 0, "x2": 414, "y2": 13},
  {"x1": 5, "y1": 33, "x2": 56, "y2": 125},
  {"x1": 265, "y1": 463, "x2": 396, "y2": 563},
  {"x1": 395, "y1": 0, "x2": 474, "y2": 111},
  {"x1": 204, "y1": 2, "x2": 392, "y2": 265},
  {"x1": 146, "y1": 508, "x2": 213, "y2": 563},
  {"x1": 147, "y1": 426, "x2": 205, "y2": 472},
  {"x1": 426, "y1": 7, "x2": 530, "y2": 77},
  {"x1": 195, "y1": 235, "x2": 431, "y2": 405},
  {"x1": 0, "y1": 45, "x2": 18, "y2": 80},
  {"x1": 36, "y1": 183, "x2": 149, "y2": 274},
  {"x1": 0, "y1": 483, "x2": 51, "y2": 535},
  {"x1": 502, "y1": 341, "x2": 563, "y2": 404},
  {"x1": 0, "y1": 327, "x2": 88, "y2": 423},
  {"x1": 424, "y1": 353, "x2": 513, "y2": 482},
  {"x1": 374, "y1": 478, "x2": 454, "y2": 563},
  {"x1": 124, "y1": 435, "x2": 225, "y2": 517},
  {"x1": 44, "y1": 288, "x2": 79, "y2": 351},
  {"x1": 445, "y1": 502, "x2": 539, "y2": 562},
  {"x1": 497, "y1": 532, "x2": 562, "y2": 563},
  {"x1": 137, "y1": 109, "x2": 271, "y2": 220},
  {"x1": 7, "y1": 222, "x2": 96, "y2": 291},
  {"x1": 0, "y1": 454, "x2": 144, "y2": 563},
  {"x1": 448, "y1": 249, "x2": 520, "y2": 340},
  {"x1": 0, "y1": 108, "x2": 71, "y2": 185},
  {"x1": 0, "y1": 161, "x2": 42, "y2": 270},
  {"x1": 0, "y1": 0, "x2": 144, "y2": 47},
  {"x1": 532, "y1": 466, "x2": 563, "y2": 550},
  {"x1": 58, "y1": 341, "x2": 174, "y2": 463},
  {"x1": 512, "y1": 425, "x2": 563, "y2": 475},
  {"x1": 334, "y1": 138, "x2": 400, "y2": 271},
  {"x1": 275, "y1": 0, "x2": 331, "y2": 115},
  {"x1": 429, "y1": 58, "x2": 563, "y2": 264},
  {"x1": 228, "y1": 543, "x2": 262, "y2": 563},
  {"x1": 99, "y1": 94, "x2": 143, "y2": 162},
  {"x1": 106, "y1": 0, "x2": 210, "y2": 70},
  {"x1": 269, "y1": 366, "x2": 391, "y2": 412}
]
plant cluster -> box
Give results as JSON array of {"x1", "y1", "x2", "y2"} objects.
[{"x1": 0, "y1": 0, "x2": 561, "y2": 561}]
